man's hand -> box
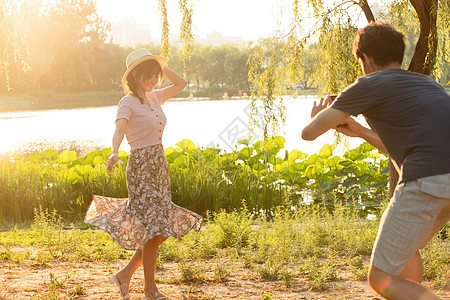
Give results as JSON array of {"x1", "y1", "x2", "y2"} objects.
[
  {"x1": 335, "y1": 117, "x2": 364, "y2": 137},
  {"x1": 335, "y1": 116, "x2": 388, "y2": 154},
  {"x1": 311, "y1": 94, "x2": 337, "y2": 118}
]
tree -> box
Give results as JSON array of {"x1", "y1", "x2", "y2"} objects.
[
  {"x1": 0, "y1": 0, "x2": 39, "y2": 92},
  {"x1": 224, "y1": 46, "x2": 251, "y2": 92},
  {"x1": 297, "y1": 46, "x2": 316, "y2": 89},
  {"x1": 204, "y1": 45, "x2": 230, "y2": 87},
  {"x1": 2, "y1": 0, "x2": 111, "y2": 92}
]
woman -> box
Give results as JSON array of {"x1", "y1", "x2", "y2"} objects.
[{"x1": 84, "y1": 48, "x2": 203, "y2": 300}]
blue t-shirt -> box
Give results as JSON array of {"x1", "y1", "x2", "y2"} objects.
[{"x1": 331, "y1": 69, "x2": 450, "y2": 182}]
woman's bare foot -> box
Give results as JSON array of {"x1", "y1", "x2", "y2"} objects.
[{"x1": 114, "y1": 271, "x2": 131, "y2": 296}]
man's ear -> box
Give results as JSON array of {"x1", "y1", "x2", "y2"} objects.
[{"x1": 363, "y1": 54, "x2": 377, "y2": 68}]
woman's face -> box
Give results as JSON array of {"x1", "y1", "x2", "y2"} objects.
[{"x1": 137, "y1": 73, "x2": 159, "y2": 92}]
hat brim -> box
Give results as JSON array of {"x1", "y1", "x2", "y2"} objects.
[{"x1": 122, "y1": 55, "x2": 168, "y2": 83}]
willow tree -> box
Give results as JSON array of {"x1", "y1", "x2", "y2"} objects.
[
  {"x1": 0, "y1": 0, "x2": 39, "y2": 91},
  {"x1": 247, "y1": 0, "x2": 449, "y2": 197},
  {"x1": 158, "y1": 0, "x2": 195, "y2": 76}
]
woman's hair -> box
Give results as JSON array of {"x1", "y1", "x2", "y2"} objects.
[
  {"x1": 122, "y1": 59, "x2": 163, "y2": 104},
  {"x1": 352, "y1": 20, "x2": 405, "y2": 67}
]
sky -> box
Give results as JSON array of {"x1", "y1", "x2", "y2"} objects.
[{"x1": 95, "y1": 0, "x2": 289, "y2": 42}]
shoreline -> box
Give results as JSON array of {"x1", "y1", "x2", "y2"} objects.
[{"x1": 0, "y1": 90, "x2": 319, "y2": 113}]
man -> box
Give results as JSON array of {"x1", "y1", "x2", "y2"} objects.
[{"x1": 301, "y1": 20, "x2": 450, "y2": 300}]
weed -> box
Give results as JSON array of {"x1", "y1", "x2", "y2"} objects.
[
  {"x1": 35, "y1": 250, "x2": 52, "y2": 266},
  {"x1": 0, "y1": 249, "x2": 11, "y2": 260},
  {"x1": 257, "y1": 260, "x2": 283, "y2": 281},
  {"x1": 0, "y1": 248, "x2": 26, "y2": 263},
  {"x1": 213, "y1": 261, "x2": 230, "y2": 282},
  {"x1": 298, "y1": 257, "x2": 338, "y2": 291},
  {"x1": 260, "y1": 291, "x2": 273, "y2": 299},
  {"x1": 211, "y1": 207, "x2": 253, "y2": 249},
  {"x1": 422, "y1": 235, "x2": 450, "y2": 288},
  {"x1": 69, "y1": 284, "x2": 86, "y2": 296},
  {"x1": 348, "y1": 255, "x2": 368, "y2": 281},
  {"x1": 48, "y1": 272, "x2": 71, "y2": 290},
  {"x1": 178, "y1": 260, "x2": 206, "y2": 283},
  {"x1": 278, "y1": 268, "x2": 294, "y2": 287}
]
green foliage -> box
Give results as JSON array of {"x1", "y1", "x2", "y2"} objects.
[
  {"x1": 422, "y1": 231, "x2": 450, "y2": 288},
  {"x1": 434, "y1": 0, "x2": 450, "y2": 85},
  {"x1": 178, "y1": 0, "x2": 195, "y2": 75},
  {"x1": 248, "y1": 38, "x2": 287, "y2": 138},
  {"x1": 0, "y1": 208, "x2": 128, "y2": 263},
  {"x1": 158, "y1": 0, "x2": 171, "y2": 58},
  {"x1": 212, "y1": 260, "x2": 230, "y2": 282},
  {"x1": 348, "y1": 255, "x2": 368, "y2": 280},
  {"x1": 298, "y1": 256, "x2": 338, "y2": 291},
  {"x1": 0, "y1": 138, "x2": 389, "y2": 223},
  {"x1": 0, "y1": 0, "x2": 37, "y2": 90},
  {"x1": 1, "y1": 207, "x2": 448, "y2": 292},
  {"x1": 177, "y1": 260, "x2": 207, "y2": 283},
  {"x1": 314, "y1": 17, "x2": 361, "y2": 94},
  {"x1": 68, "y1": 284, "x2": 86, "y2": 296},
  {"x1": 257, "y1": 259, "x2": 284, "y2": 281},
  {"x1": 209, "y1": 208, "x2": 253, "y2": 249}
]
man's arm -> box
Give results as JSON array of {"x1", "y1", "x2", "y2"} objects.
[
  {"x1": 301, "y1": 106, "x2": 349, "y2": 140},
  {"x1": 336, "y1": 117, "x2": 388, "y2": 154}
]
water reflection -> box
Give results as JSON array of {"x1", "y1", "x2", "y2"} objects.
[{"x1": 0, "y1": 97, "x2": 363, "y2": 156}]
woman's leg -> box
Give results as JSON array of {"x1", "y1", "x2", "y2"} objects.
[
  {"x1": 143, "y1": 235, "x2": 167, "y2": 296},
  {"x1": 115, "y1": 249, "x2": 143, "y2": 295}
]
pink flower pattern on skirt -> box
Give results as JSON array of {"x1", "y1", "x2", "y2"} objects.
[{"x1": 84, "y1": 144, "x2": 203, "y2": 250}]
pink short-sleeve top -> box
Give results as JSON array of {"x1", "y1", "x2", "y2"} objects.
[{"x1": 116, "y1": 90, "x2": 167, "y2": 150}]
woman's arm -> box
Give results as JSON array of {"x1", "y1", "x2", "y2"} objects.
[
  {"x1": 108, "y1": 118, "x2": 127, "y2": 173},
  {"x1": 160, "y1": 67, "x2": 187, "y2": 102}
]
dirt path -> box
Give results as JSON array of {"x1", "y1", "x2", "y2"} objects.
[{"x1": 1, "y1": 259, "x2": 449, "y2": 299}]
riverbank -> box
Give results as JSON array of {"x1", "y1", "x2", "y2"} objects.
[
  {"x1": 0, "y1": 89, "x2": 319, "y2": 112},
  {"x1": 2, "y1": 86, "x2": 448, "y2": 113}
]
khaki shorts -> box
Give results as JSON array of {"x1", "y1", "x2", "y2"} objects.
[{"x1": 370, "y1": 173, "x2": 450, "y2": 276}]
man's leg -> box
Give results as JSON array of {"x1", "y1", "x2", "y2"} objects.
[
  {"x1": 368, "y1": 265, "x2": 440, "y2": 300},
  {"x1": 399, "y1": 251, "x2": 422, "y2": 283},
  {"x1": 369, "y1": 174, "x2": 450, "y2": 300}
]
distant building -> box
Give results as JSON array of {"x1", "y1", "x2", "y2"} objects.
[
  {"x1": 198, "y1": 31, "x2": 244, "y2": 45},
  {"x1": 151, "y1": 31, "x2": 245, "y2": 46},
  {"x1": 109, "y1": 18, "x2": 244, "y2": 46},
  {"x1": 110, "y1": 18, "x2": 151, "y2": 46}
]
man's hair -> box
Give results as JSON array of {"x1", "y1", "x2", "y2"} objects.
[{"x1": 352, "y1": 20, "x2": 405, "y2": 67}]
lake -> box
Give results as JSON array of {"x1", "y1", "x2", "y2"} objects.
[{"x1": 0, "y1": 96, "x2": 363, "y2": 156}]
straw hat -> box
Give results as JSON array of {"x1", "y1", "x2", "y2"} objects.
[{"x1": 122, "y1": 48, "x2": 167, "y2": 83}]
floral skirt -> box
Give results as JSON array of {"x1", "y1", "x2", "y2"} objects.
[{"x1": 84, "y1": 144, "x2": 203, "y2": 250}]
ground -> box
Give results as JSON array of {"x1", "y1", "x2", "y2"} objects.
[{"x1": 1, "y1": 254, "x2": 448, "y2": 300}]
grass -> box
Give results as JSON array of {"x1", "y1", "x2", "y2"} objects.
[
  {"x1": 1, "y1": 205, "x2": 448, "y2": 299},
  {"x1": 0, "y1": 140, "x2": 389, "y2": 224}
]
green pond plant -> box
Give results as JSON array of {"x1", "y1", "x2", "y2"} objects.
[{"x1": 0, "y1": 137, "x2": 389, "y2": 223}]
